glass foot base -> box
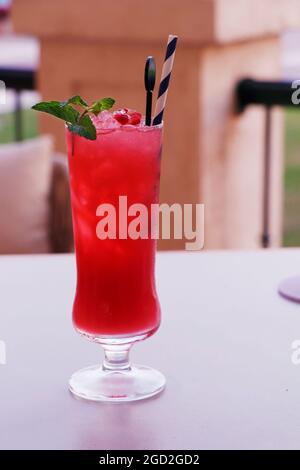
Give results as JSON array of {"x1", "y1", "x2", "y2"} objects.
[
  {"x1": 69, "y1": 364, "x2": 166, "y2": 403},
  {"x1": 278, "y1": 276, "x2": 300, "y2": 303}
]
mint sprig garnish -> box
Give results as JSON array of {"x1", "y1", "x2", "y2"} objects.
[
  {"x1": 32, "y1": 100, "x2": 80, "y2": 123},
  {"x1": 32, "y1": 96, "x2": 115, "y2": 140},
  {"x1": 68, "y1": 115, "x2": 97, "y2": 140},
  {"x1": 63, "y1": 95, "x2": 88, "y2": 108},
  {"x1": 89, "y1": 98, "x2": 115, "y2": 115}
]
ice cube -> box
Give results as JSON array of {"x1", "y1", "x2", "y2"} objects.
[{"x1": 91, "y1": 111, "x2": 121, "y2": 131}]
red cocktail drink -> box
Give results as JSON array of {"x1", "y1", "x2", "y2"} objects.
[
  {"x1": 32, "y1": 33, "x2": 178, "y2": 401},
  {"x1": 66, "y1": 113, "x2": 162, "y2": 340}
]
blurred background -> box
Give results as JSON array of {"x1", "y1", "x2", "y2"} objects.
[{"x1": 1, "y1": 0, "x2": 300, "y2": 254}]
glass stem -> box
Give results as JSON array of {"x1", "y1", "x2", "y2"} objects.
[{"x1": 102, "y1": 344, "x2": 132, "y2": 371}]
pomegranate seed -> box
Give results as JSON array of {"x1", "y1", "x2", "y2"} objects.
[
  {"x1": 113, "y1": 108, "x2": 141, "y2": 125},
  {"x1": 128, "y1": 111, "x2": 142, "y2": 125},
  {"x1": 113, "y1": 112, "x2": 129, "y2": 125}
]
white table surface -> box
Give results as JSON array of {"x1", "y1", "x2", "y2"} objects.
[{"x1": 1, "y1": 250, "x2": 300, "y2": 450}]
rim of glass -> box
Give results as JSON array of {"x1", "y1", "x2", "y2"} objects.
[{"x1": 65, "y1": 121, "x2": 163, "y2": 135}]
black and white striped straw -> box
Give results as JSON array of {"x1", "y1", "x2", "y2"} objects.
[{"x1": 152, "y1": 34, "x2": 178, "y2": 126}]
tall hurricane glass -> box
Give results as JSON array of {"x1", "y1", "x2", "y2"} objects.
[{"x1": 66, "y1": 120, "x2": 165, "y2": 402}]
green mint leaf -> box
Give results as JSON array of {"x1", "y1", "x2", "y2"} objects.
[
  {"x1": 32, "y1": 101, "x2": 79, "y2": 124},
  {"x1": 67, "y1": 114, "x2": 96, "y2": 140},
  {"x1": 89, "y1": 97, "x2": 115, "y2": 115},
  {"x1": 32, "y1": 95, "x2": 116, "y2": 141},
  {"x1": 62, "y1": 95, "x2": 88, "y2": 108}
]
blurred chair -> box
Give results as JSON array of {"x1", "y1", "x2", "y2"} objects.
[
  {"x1": 49, "y1": 152, "x2": 73, "y2": 253},
  {"x1": 0, "y1": 136, "x2": 73, "y2": 254},
  {"x1": 0, "y1": 66, "x2": 73, "y2": 253}
]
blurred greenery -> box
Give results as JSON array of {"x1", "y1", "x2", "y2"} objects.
[
  {"x1": 284, "y1": 108, "x2": 300, "y2": 247},
  {"x1": 0, "y1": 107, "x2": 300, "y2": 246},
  {"x1": 0, "y1": 109, "x2": 38, "y2": 143}
]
